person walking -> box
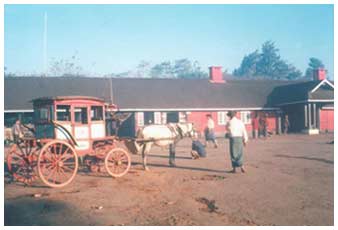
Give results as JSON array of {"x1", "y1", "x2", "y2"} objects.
[
  {"x1": 226, "y1": 111, "x2": 248, "y2": 173},
  {"x1": 204, "y1": 114, "x2": 218, "y2": 148},
  {"x1": 283, "y1": 114, "x2": 290, "y2": 134},
  {"x1": 12, "y1": 119, "x2": 24, "y2": 143}
]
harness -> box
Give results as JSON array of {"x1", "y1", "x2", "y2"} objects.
[{"x1": 167, "y1": 123, "x2": 184, "y2": 142}]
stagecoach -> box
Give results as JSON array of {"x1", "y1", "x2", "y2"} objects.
[{"x1": 6, "y1": 96, "x2": 131, "y2": 188}]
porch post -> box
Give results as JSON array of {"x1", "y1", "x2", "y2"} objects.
[
  {"x1": 304, "y1": 104, "x2": 308, "y2": 128},
  {"x1": 313, "y1": 103, "x2": 316, "y2": 129},
  {"x1": 308, "y1": 103, "x2": 312, "y2": 129}
]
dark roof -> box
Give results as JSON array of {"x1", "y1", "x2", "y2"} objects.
[
  {"x1": 268, "y1": 80, "x2": 334, "y2": 105},
  {"x1": 5, "y1": 77, "x2": 111, "y2": 111},
  {"x1": 4, "y1": 76, "x2": 333, "y2": 111}
]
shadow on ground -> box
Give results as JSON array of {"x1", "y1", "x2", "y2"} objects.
[
  {"x1": 274, "y1": 154, "x2": 333, "y2": 165},
  {"x1": 5, "y1": 198, "x2": 85, "y2": 226}
]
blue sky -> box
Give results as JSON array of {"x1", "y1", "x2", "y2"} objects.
[{"x1": 4, "y1": 4, "x2": 334, "y2": 78}]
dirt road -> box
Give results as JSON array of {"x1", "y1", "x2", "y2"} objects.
[{"x1": 4, "y1": 134, "x2": 334, "y2": 226}]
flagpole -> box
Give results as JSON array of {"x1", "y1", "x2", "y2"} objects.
[{"x1": 43, "y1": 12, "x2": 48, "y2": 76}]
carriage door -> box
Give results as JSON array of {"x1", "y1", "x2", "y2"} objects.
[{"x1": 73, "y1": 106, "x2": 90, "y2": 150}]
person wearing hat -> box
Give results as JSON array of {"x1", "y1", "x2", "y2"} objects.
[
  {"x1": 226, "y1": 111, "x2": 248, "y2": 173},
  {"x1": 12, "y1": 119, "x2": 24, "y2": 143}
]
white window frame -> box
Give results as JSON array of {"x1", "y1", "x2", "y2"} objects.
[
  {"x1": 154, "y1": 112, "x2": 162, "y2": 124},
  {"x1": 137, "y1": 112, "x2": 144, "y2": 126},
  {"x1": 161, "y1": 112, "x2": 167, "y2": 124},
  {"x1": 217, "y1": 111, "x2": 228, "y2": 125},
  {"x1": 179, "y1": 112, "x2": 187, "y2": 123},
  {"x1": 240, "y1": 111, "x2": 251, "y2": 125}
]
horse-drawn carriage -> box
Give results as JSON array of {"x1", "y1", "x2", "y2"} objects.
[{"x1": 6, "y1": 96, "x2": 131, "y2": 188}]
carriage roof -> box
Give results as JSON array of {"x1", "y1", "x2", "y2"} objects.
[{"x1": 32, "y1": 96, "x2": 105, "y2": 104}]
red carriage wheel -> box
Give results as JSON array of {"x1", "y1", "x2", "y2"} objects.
[
  {"x1": 105, "y1": 148, "x2": 131, "y2": 178},
  {"x1": 38, "y1": 140, "x2": 78, "y2": 188},
  {"x1": 6, "y1": 141, "x2": 38, "y2": 185}
]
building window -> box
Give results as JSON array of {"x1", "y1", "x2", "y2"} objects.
[
  {"x1": 217, "y1": 111, "x2": 228, "y2": 125},
  {"x1": 179, "y1": 112, "x2": 187, "y2": 123},
  {"x1": 161, "y1": 112, "x2": 167, "y2": 124},
  {"x1": 154, "y1": 112, "x2": 162, "y2": 124},
  {"x1": 137, "y1": 112, "x2": 144, "y2": 126},
  {"x1": 240, "y1": 111, "x2": 251, "y2": 124}
]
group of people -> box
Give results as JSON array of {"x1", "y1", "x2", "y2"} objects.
[
  {"x1": 201, "y1": 112, "x2": 290, "y2": 174},
  {"x1": 202, "y1": 112, "x2": 248, "y2": 173}
]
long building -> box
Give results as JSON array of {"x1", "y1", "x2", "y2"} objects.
[{"x1": 4, "y1": 67, "x2": 334, "y2": 137}]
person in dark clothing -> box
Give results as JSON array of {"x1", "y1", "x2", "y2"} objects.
[
  {"x1": 252, "y1": 113, "x2": 259, "y2": 139},
  {"x1": 192, "y1": 140, "x2": 207, "y2": 159}
]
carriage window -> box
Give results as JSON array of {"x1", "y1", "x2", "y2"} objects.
[
  {"x1": 35, "y1": 107, "x2": 49, "y2": 121},
  {"x1": 56, "y1": 105, "x2": 71, "y2": 121},
  {"x1": 75, "y1": 107, "x2": 88, "y2": 124},
  {"x1": 91, "y1": 106, "x2": 103, "y2": 121},
  {"x1": 34, "y1": 106, "x2": 54, "y2": 123}
]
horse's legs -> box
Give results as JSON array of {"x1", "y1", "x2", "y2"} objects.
[
  {"x1": 169, "y1": 143, "x2": 176, "y2": 167},
  {"x1": 142, "y1": 143, "x2": 151, "y2": 171}
]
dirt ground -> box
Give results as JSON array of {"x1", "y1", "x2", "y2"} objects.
[{"x1": 4, "y1": 133, "x2": 334, "y2": 226}]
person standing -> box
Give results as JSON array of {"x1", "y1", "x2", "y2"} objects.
[
  {"x1": 12, "y1": 119, "x2": 24, "y2": 143},
  {"x1": 283, "y1": 114, "x2": 290, "y2": 134},
  {"x1": 226, "y1": 111, "x2": 248, "y2": 173},
  {"x1": 259, "y1": 113, "x2": 268, "y2": 138},
  {"x1": 251, "y1": 113, "x2": 259, "y2": 139},
  {"x1": 204, "y1": 114, "x2": 218, "y2": 148}
]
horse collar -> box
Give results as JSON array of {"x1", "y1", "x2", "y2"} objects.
[{"x1": 175, "y1": 124, "x2": 184, "y2": 139}]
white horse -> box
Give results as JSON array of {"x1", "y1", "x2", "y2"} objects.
[{"x1": 135, "y1": 123, "x2": 195, "y2": 171}]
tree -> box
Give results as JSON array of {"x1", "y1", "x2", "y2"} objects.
[
  {"x1": 136, "y1": 60, "x2": 151, "y2": 78},
  {"x1": 256, "y1": 41, "x2": 281, "y2": 78},
  {"x1": 150, "y1": 61, "x2": 174, "y2": 78},
  {"x1": 233, "y1": 50, "x2": 260, "y2": 77},
  {"x1": 233, "y1": 41, "x2": 303, "y2": 80},
  {"x1": 149, "y1": 59, "x2": 208, "y2": 79},
  {"x1": 49, "y1": 55, "x2": 84, "y2": 76},
  {"x1": 305, "y1": 57, "x2": 325, "y2": 79}
]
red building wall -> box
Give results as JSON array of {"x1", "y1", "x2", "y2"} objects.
[
  {"x1": 133, "y1": 110, "x2": 279, "y2": 138},
  {"x1": 320, "y1": 109, "x2": 334, "y2": 132},
  {"x1": 187, "y1": 110, "x2": 278, "y2": 137}
]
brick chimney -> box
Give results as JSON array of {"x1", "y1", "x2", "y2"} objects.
[
  {"x1": 209, "y1": 66, "x2": 225, "y2": 83},
  {"x1": 313, "y1": 68, "x2": 326, "y2": 81}
]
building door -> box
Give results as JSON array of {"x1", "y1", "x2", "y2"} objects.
[
  {"x1": 320, "y1": 109, "x2": 334, "y2": 132},
  {"x1": 144, "y1": 112, "x2": 154, "y2": 125}
]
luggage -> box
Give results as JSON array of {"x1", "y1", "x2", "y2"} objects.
[{"x1": 192, "y1": 140, "x2": 207, "y2": 158}]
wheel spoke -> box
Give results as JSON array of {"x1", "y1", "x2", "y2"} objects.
[
  {"x1": 62, "y1": 165, "x2": 75, "y2": 173},
  {"x1": 58, "y1": 167, "x2": 68, "y2": 179},
  {"x1": 61, "y1": 153, "x2": 74, "y2": 162},
  {"x1": 59, "y1": 143, "x2": 63, "y2": 155},
  {"x1": 62, "y1": 161, "x2": 76, "y2": 166},
  {"x1": 53, "y1": 168, "x2": 58, "y2": 184},
  {"x1": 45, "y1": 167, "x2": 57, "y2": 181}
]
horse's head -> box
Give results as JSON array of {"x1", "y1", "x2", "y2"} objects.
[{"x1": 176, "y1": 123, "x2": 195, "y2": 138}]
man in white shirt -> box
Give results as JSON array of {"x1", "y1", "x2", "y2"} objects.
[
  {"x1": 226, "y1": 111, "x2": 248, "y2": 173},
  {"x1": 204, "y1": 114, "x2": 218, "y2": 148}
]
